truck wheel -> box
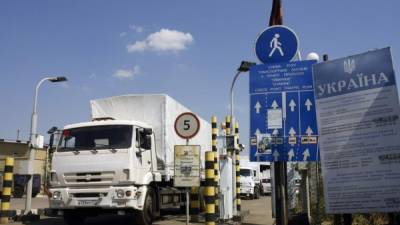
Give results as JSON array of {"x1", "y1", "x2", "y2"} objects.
[
  {"x1": 255, "y1": 188, "x2": 260, "y2": 199},
  {"x1": 13, "y1": 186, "x2": 24, "y2": 198},
  {"x1": 63, "y1": 210, "x2": 86, "y2": 225},
  {"x1": 135, "y1": 188, "x2": 155, "y2": 225}
]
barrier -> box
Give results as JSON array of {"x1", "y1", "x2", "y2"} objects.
[
  {"x1": 0, "y1": 157, "x2": 14, "y2": 224},
  {"x1": 204, "y1": 152, "x2": 215, "y2": 225}
]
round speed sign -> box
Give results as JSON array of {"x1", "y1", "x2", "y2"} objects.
[{"x1": 174, "y1": 112, "x2": 200, "y2": 139}]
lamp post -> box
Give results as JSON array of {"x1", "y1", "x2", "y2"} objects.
[
  {"x1": 24, "y1": 76, "x2": 67, "y2": 215},
  {"x1": 229, "y1": 61, "x2": 256, "y2": 121},
  {"x1": 229, "y1": 61, "x2": 255, "y2": 216}
]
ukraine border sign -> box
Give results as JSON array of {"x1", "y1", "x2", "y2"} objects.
[{"x1": 314, "y1": 47, "x2": 400, "y2": 213}]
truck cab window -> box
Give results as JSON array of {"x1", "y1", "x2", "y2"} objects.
[{"x1": 58, "y1": 125, "x2": 133, "y2": 152}]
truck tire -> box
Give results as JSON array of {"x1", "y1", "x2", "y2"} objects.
[
  {"x1": 13, "y1": 186, "x2": 24, "y2": 198},
  {"x1": 135, "y1": 188, "x2": 156, "y2": 225},
  {"x1": 254, "y1": 187, "x2": 260, "y2": 199},
  {"x1": 63, "y1": 210, "x2": 86, "y2": 225}
]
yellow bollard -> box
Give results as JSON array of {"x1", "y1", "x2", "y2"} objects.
[
  {"x1": 235, "y1": 122, "x2": 241, "y2": 212},
  {"x1": 0, "y1": 157, "x2": 14, "y2": 224},
  {"x1": 211, "y1": 116, "x2": 219, "y2": 217},
  {"x1": 225, "y1": 116, "x2": 231, "y2": 136},
  {"x1": 225, "y1": 116, "x2": 231, "y2": 157},
  {"x1": 204, "y1": 152, "x2": 215, "y2": 225},
  {"x1": 190, "y1": 187, "x2": 200, "y2": 222}
]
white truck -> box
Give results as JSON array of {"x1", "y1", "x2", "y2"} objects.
[
  {"x1": 47, "y1": 94, "x2": 211, "y2": 225},
  {"x1": 239, "y1": 166, "x2": 261, "y2": 199},
  {"x1": 260, "y1": 170, "x2": 272, "y2": 195}
]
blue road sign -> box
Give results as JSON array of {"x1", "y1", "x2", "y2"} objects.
[
  {"x1": 255, "y1": 26, "x2": 299, "y2": 64},
  {"x1": 249, "y1": 60, "x2": 319, "y2": 162}
]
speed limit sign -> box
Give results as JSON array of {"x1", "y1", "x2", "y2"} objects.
[{"x1": 174, "y1": 112, "x2": 200, "y2": 139}]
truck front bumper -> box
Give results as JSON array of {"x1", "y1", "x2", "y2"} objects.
[
  {"x1": 240, "y1": 186, "x2": 254, "y2": 197},
  {"x1": 49, "y1": 186, "x2": 146, "y2": 210}
]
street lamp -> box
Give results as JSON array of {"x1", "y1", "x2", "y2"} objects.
[
  {"x1": 24, "y1": 76, "x2": 67, "y2": 215},
  {"x1": 228, "y1": 60, "x2": 255, "y2": 216},
  {"x1": 230, "y1": 61, "x2": 256, "y2": 121}
]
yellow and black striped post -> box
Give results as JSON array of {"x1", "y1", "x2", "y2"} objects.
[
  {"x1": 234, "y1": 122, "x2": 241, "y2": 213},
  {"x1": 225, "y1": 116, "x2": 231, "y2": 156},
  {"x1": 190, "y1": 187, "x2": 200, "y2": 222},
  {"x1": 204, "y1": 152, "x2": 215, "y2": 225},
  {"x1": 1, "y1": 157, "x2": 14, "y2": 224},
  {"x1": 211, "y1": 116, "x2": 219, "y2": 216}
]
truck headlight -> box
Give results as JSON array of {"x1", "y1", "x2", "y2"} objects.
[
  {"x1": 116, "y1": 189, "x2": 125, "y2": 198},
  {"x1": 52, "y1": 191, "x2": 61, "y2": 200}
]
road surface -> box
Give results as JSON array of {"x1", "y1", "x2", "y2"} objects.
[{"x1": 9, "y1": 196, "x2": 274, "y2": 225}]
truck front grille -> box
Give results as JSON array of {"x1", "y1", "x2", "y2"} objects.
[
  {"x1": 72, "y1": 192, "x2": 108, "y2": 198},
  {"x1": 64, "y1": 171, "x2": 115, "y2": 185}
]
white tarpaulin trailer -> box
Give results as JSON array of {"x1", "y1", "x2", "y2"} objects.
[{"x1": 90, "y1": 94, "x2": 211, "y2": 177}]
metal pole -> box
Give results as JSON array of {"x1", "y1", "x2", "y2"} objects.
[
  {"x1": 25, "y1": 77, "x2": 50, "y2": 215},
  {"x1": 229, "y1": 71, "x2": 241, "y2": 217},
  {"x1": 186, "y1": 189, "x2": 190, "y2": 225},
  {"x1": 185, "y1": 139, "x2": 190, "y2": 225}
]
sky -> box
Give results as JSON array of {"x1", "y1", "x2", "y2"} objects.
[{"x1": 0, "y1": 1, "x2": 399, "y2": 157}]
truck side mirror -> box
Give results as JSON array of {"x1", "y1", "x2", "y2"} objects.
[
  {"x1": 49, "y1": 133, "x2": 55, "y2": 151},
  {"x1": 141, "y1": 135, "x2": 152, "y2": 150},
  {"x1": 47, "y1": 126, "x2": 58, "y2": 153},
  {"x1": 143, "y1": 128, "x2": 153, "y2": 135}
]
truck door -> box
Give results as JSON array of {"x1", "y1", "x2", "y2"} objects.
[{"x1": 136, "y1": 127, "x2": 152, "y2": 171}]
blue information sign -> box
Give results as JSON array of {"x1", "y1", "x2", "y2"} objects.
[
  {"x1": 249, "y1": 60, "x2": 319, "y2": 162},
  {"x1": 255, "y1": 26, "x2": 299, "y2": 64}
]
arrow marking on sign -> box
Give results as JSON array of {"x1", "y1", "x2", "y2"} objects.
[
  {"x1": 254, "y1": 101, "x2": 261, "y2": 114},
  {"x1": 306, "y1": 126, "x2": 313, "y2": 136},
  {"x1": 272, "y1": 129, "x2": 279, "y2": 136},
  {"x1": 305, "y1": 99, "x2": 313, "y2": 111},
  {"x1": 271, "y1": 100, "x2": 279, "y2": 109},
  {"x1": 288, "y1": 149, "x2": 295, "y2": 161},
  {"x1": 303, "y1": 148, "x2": 310, "y2": 161},
  {"x1": 255, "y1": 129, "x2": 261, "y2": 136},
  {"x1": 273, "y1": 150, "x2": 280, "y2": 161},
  {"x1": 289, "y1": 127, "x2": 296, "y2": 137},
  {"x1": 289, "y1": 99, "x2": 296, "y2": 112}
]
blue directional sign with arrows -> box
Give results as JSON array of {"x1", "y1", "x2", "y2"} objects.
[{"x1": 249, "y1": 60, "x2": 319, "y2": 162}]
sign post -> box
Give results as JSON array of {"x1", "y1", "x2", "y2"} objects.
[
  {"x1": 174, "y1": 112, "x2": 201, "y2": 225},
  {"x1": 251, "y1": 25, "x2": 314, "y2": 225}
]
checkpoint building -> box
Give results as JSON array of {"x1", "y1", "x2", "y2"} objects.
[{"x1": 0, "y1": 138, "x2": 47, "y2": 196}]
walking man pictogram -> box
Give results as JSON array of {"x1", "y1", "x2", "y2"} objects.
[{"x1": 269, "y1": 33, "x2": 284, "y2": 57}]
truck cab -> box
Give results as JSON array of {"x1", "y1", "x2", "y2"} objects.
[
  {"x1": 239, "y1": 167, "x2": 261, "y2": 199},
  {"x1": 48, "y1": 119, "x2": 161, "y2": 225}
]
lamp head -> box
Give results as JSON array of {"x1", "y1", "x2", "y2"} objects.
[
  {"x1": 238, "y1": 61, "x2": 256, "y2": 72},
  {"x1": 49, "y1": 76, "x2": 67, "y2": 82}
]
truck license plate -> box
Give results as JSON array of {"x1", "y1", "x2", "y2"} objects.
[{"x1": 77, "y1": 200, "x2": 97, "y2": 206}]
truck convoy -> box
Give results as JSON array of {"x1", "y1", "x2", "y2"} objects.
[{"x1": 47, "y1": 94, "x2": 211, "y2": 225}]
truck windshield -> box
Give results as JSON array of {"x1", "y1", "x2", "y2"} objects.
[
  {"x1": 58, "y1": 125, "x2": 132, "y2": 152},
  {"x1": 240, "y1": 169, "x2": 251, "y2": 177}
]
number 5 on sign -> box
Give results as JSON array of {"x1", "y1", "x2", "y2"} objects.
[{"x1": 174, "y1": 112, "x2": 200, "y2": 140}]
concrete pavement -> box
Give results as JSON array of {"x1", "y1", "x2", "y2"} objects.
[{"x1": 8, "y1": 196, "x2": 274, "y2": 225}]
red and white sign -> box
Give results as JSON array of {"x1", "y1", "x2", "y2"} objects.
[{"x1": 174, "y1": 112, "x2": 200, "y2": 139}]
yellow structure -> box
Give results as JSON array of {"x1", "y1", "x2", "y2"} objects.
[{"x1": 0, "y1": 139, "x2": 47, "y2": 193}]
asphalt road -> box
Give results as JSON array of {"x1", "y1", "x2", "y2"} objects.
[{"x1": 8, "y1": 196, "x2": 274, "y2": 225}]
